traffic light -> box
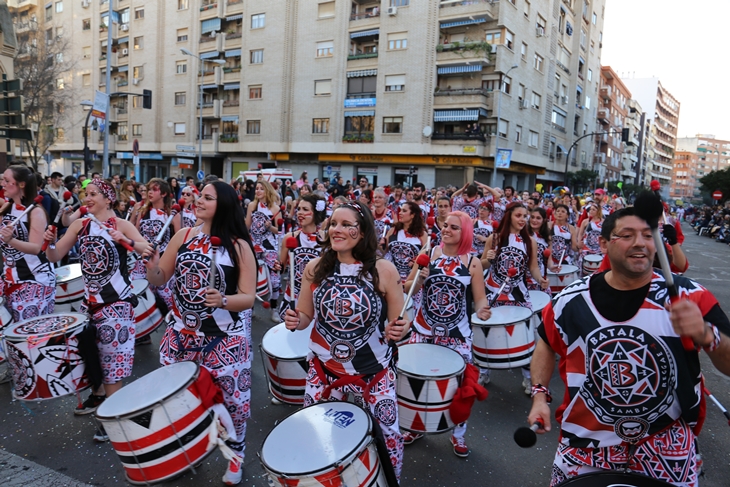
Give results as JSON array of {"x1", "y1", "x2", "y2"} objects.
[
  {"x1": 142, "y1": 89, "x2": 152, "y2": 109},
  {"x1": 621, "y1": 127, "x2": 633, "y2": 145}
]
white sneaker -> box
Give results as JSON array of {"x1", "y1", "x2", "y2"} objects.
[
  {"x1": 522, "y1": 377, "x2": 532, "y2": 396},
  {"x1": 478, "y1": 373, "x2": 490, "y2": 386},
  {"x1": 222, "y1": 459, "x2": 243, "y2": 485},
  {"x1": 270, "y1": 308, "x2": 281, "y2": 323}
]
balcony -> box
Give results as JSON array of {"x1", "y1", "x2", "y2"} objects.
[
  {"x1": 349, "y1": 9, "x2": 380, "y2": 30},
  {"x1": 434, "y1": 88, "x2": 492, "y2": 111},
  {"x1": 595, "y1": 132, "x2": 608, "y2": 144},
  {"x1": 342, "y1": 134, "x2": 374, "y2": 143},
  {"x1": 593, "y1": 153, "x2": 606, "y2": 165},
  {"x1": 436, "y1": 42, "x2": 491, "y2": 64},
  {"x1": 432, "y1": 132, "x2": 487, "y2": 142},
  {"x1": 600, "y1": 85, "x2": 612, "y2": 101},
  {"x1": 219, "y1": 134, "x2": 239, "y2": 143},
  {"x1": 225, "y1": 0, "x2": 243, "y2": 12},
  {"x1": 200, "y1": 33, "x2": 224, "y2": 52},
  {"x1": 597, "y1": 108, "x2": 609, "y2": 124},
  {"x1": 223, "y1": 31, "x2": 242, "y2": 48},
  {"x1": 201, "y1": 99, "x2": 222, "y2": 118},
  {"x1": 223, "y1": 67, "x2": 241, "y2": 82},
  {"x1": 200, "y1": 1, "x2": 221, "y2": 19},
  {"x1": 438, "y1": 0, "x2": 496, "y2": 21},
  {"x1": 14, "y1": 20, "x2": 37, "y2": 33}
]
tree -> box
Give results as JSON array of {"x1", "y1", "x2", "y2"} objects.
[
  {"x1": 14, "y1": 28, "x2": 76, "y2": 171},
  {"x1": 699, "y1": 168, "x2": 730, "y2": 205},
  {"x1": 567, "y1": 169, "x2": 598, "y2": 194}
]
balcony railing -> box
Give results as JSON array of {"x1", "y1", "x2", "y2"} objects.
[
  {"x1": 350, "y1": 11, "x2": 380, "y2": 21},
  {"x1": 347, "y1": 52, "x2": 378, "y2": 60},
  {"x1": 342, "y1": 134, "x2": 374, "y2": 143},
  {"x1": 200, "y1": 2, "x2": 218, "y2": 11},
  {"x1": 434, "y1": 88, "x2": 492, "y2": 97},
  {"x1": 227, "y1": 0, "x2": 243, "y2": 4},
  {"x1": 432, "y1": 133, "x2": 486, "y2": 142},
  {"x1": 223, "y1": 100, "x2": 240, "y2": 107},
  {"x1": 200, "y1": 36, "x2": 216, "y2": 43},
  {"x1": 226, "y1": 32, "x2": 242, "y2": 39},
  {"x1": 219, "y1": 134, "x2": 239, "y2": 143},
  {"x1": 439, "y1": 0, "x2": 493, "y2": 7}
]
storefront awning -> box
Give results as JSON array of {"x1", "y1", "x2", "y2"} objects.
[
  {"x1": 437, "y1": 64, "x2": 483, "y2": 75},
  {"x1": 224, "y1": 83, "x2": 240, "y2": 90},
  {"x1": 225, "y1": 49, "x2": 242, "y2": 57},
  {"x1": 118, "y1": 65, "x2": 129, "y2": 72},
  {"x1": 557, "y1": 144, "x2": 567, "y2": 153},
  {"x1": 201, "y1": 84, "x2": 218, "y2": 90},
  {"x1": 200, "y1": 51, "x2": 220, "y2": 59},
  {"x1": 345, "y1": 110, "x2": 375, "y2": 117},
  {"x1": 347, "y1": 69, "x2": 377, "y2": 78},
  {"x1": 433, "y1": 108, "x2": 487, "y2": 122},
  {"x1": 440, "y1": 18, "x2": 487, "y2": 29},
  {"x1": 226, "y1": 14, "x2": 243, "y2": 21},
  {"x1": 350, "y1": 29, "x2": 379, "y2": 39}
]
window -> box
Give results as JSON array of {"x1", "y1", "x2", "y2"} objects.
[
  {"x1": 390, "y1": 0, "x2": 409, "y2": 6},
  {"x1": 134, "y1": 36, "x2": 143, "y2": 50},
  {"x1": 315, "y1": 79, "x2": 332, "y2": 96},
  {"x1": 176, "y1": 61, "x2": 187, "y2": 74},
  {"x1": 536, "y1": 15, "x2": 546, "y2": 33},
  {"x1": 133, "y1": 66, "x2": 143, "y2": 79},
  {"x1": 521, "y1": 42, "x2": 527, "y2": 61},
  {"x1": 529, "y1": 130, "x2": 539, "y2": 148},
  {"x1": 347, "y1": 76, "x2": 376, "y2": 97},
  {"x1": 524, "y1": 0, "x2": 530, "y2": 17},
  {"x1": 175, "y1": 92, "x2": 186, "y2": 105},
  {"x1": 313, "y1": 118, "x2": 329, "y2": 134},
  {"x1": 132, "y1": 96, "x2": 142, "y2": 108},
  {"x1": 383, "y1": 117, "x2": 403, "y2": 134},
  {"x1": 118, "y1": 122, "x2": 128, "y2": 141},
  {"x1": 250, "y1": 49, "x2": 263, "y2": 64},
  {"x1": 45, "y1": 5, "x2": 52, "y2": 22},
  {"x1": 498, "y1": 120, "x2": 508, "y2": 138},
  {"x1": 56, "y1": 128, "x2": 65, "y2": 139},
  {"x1": 316, "y1": 41, "x2": 333, "y2": 58},
  {"x1": 485, "y1": 31, "x2": 501, "y2": 45},
  {"x1": 249, "y1": 85, "x2": 262, "y2": 99},
  {"x1": 55, "y1": 52, "x2": 63, "y2": 64},
  {"x1": 82, "y1": 18, "x2": 91, "y2": 30},
  {"x1": 178, "y1": 0, "x2": 188, "y2": 9},
  {"x1": 46, "y1": 28, "x2": 53, "y2": 43},
  {"x1": 55, "y1": 1, "x2": 63, "y2": 13},
  {"x1": 515, "y1": 125, "x2": 522, "y2": 143},
  {"x1": 132, "y1": 124, "x2": 142, "y2": 136},
  {"x1": 502, "y1": 75, "x2": 511, "y2": 94},
  {"x1": 56, "y1": 26, "x2": 63, "y2": 38},
  {"x1": 587, "y1": 69, "x2": 592, "y2": 82},
  {"x1": 534, "y1": 53, "x2": 543, "y2": 72},
  {"x1": 580, "y1": 29, "x2": 587, "y2": 49},
  {"x1": 174, "y1": 123, "x2": 186, "y2": 135},
  {"x1": 318, "y1": 2, "x2": 335, "y2": 18},
  {"x1": 247, "y1": 120, "x2": 261, "y2": 134},
  {"x1": 82, "y1": 74, "x2": 91, "y2": 86},
  {"x1": 344, "y1": 115, "x2": 374, "y2": 136},
  {"x1": 532, "y1": 92, "x2": 541, "y2": 109},
  {"x1": 504, "y1": 31, "x2": 514, "y2": 50},
  {"x1": 388, "y1": 32, "x2": 407, "y2": 50},
  {"x1": 518, "y1": 84, "x2": 526, "y2": 101},
  {"x1": 385, "y1": 74, "x2": 405, "y2": 92},
  {"x1": 585, "y1": 96, "x2": 591, "y2": 109},
  {"x1": 251, "y1": 14, "x2": 265, "y2": 29},
  {"x1": 56, "y1": 78, "x2": 64, "y2": 89},
  {"x1": 120, "y1": 8, "x2": 130, "y2": 24},
  {"x1": 592, "y1": 12, "x2": 597, "y2": 24},
  {"x1": 177, "y1": 28, "x2": 188, "y2": 42},
  {"x1": 83, "y1": 46, "x2": 91, "y2": 58},
  {"x1": 552, "y1": 109, "x2": 566, "y2": 129},
  {"x1": 135, "y1": 7, "x2": 144, "y2": 19}
]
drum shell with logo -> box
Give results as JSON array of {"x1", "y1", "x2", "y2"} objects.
[
  {"x1": 0, "y1": 297, "x2": 14, "y2": 364},
  {"x1": 547, "y1": 265, "x2": 580, "y2": 293},
  {"x1": 131, "y1": 279, "x2": 164, "y2": 339},
  {"x1": 471, "y1": 306, "x2": 534, "y2": 369},
  {"x1": 396, "y1": 343, "x2": 465, "y2": 434},
  {"x1": 4, "y1": 313, "x2": 90, "y2": 401},
  {"x1": 261, "y1": 402, "x2": 386, "y2": 487},
  {"x1": 95, "y1": 361, "x2": 215, "y2": 485},
  {"x1": 582, "y1": 254, "x2": 603, "y2": 277},
  {"x1": 55, "y1": 264, "x2": 84, "y2": 312},
  {"x1": 555, "y1": 471, "x2": 673, "y2": 487},
  {"x1": 260, "y1": 323, "x2": 312, "y2": 405},
  {"x1": 396, "y1": 293, "x2": 415, "y2": 346}
]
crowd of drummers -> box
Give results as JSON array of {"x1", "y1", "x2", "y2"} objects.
[{"x1": 0, "y1": 166, "x2": 728, "y2": 487}]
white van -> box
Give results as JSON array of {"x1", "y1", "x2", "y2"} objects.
[{"x1": 238, "y1": 168, "x2": 294, "y2": 184}]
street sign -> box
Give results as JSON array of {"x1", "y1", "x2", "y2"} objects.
[
  {"x1": 0, "y1": 128, "x2": 33, "y2": 141},
  {"x1": 177, "y1": 158, "x2": 194, "y2": 165},
  {"x1": 197, "y1": 170, "x2": 205, "y2": 180},
  {"x1": 133, "y1": 155, "x2": 140, "y2": 166},
  {"x1": 0, "y1": 79, "x2": 22, "y2": 92},
  {"x1": 713, "y1": 190, "x2": 723, "y2": 201},
  {"x1": 132, "y1": 138, "x2": 139, "y2": 156},
  {"x1": 176, "y1": 152, "x2": 197, "y2": 158},
  {"x1": 176, "y1": 145, "x2": 196, "y2": 152}
]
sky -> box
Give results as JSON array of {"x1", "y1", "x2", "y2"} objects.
[{"x1": 602, "y1": 0, "x2": 729, "y2": 139}]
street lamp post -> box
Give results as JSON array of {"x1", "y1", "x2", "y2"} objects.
[
  {"x1": 80, "y1": 100, "x2": 94, "y2": 174},
  {"x1": 490, "y1": 64, "x2": 519, "y2": 190},
  {"x1": 181, "y1": 48, "x2": 225, "y2": 179}
]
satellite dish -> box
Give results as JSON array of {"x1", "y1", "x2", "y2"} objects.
[{"x1": 423, "y1": 126, "x2": 433, "y2": 138}]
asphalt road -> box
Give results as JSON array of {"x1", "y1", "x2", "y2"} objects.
[{"x1": 0, "y1": 222, "x2": 729, "y2": 486}]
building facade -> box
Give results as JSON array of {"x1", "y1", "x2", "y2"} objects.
[
  {"x1": 13, "y1": 0, "x2": 607, "y2": 191},
  {"x1": 673, "y1": 135, "x2": 730, "y2": 200},
  {"x1": 595, "y1": 65, "x2": 629, "y2": 182}
]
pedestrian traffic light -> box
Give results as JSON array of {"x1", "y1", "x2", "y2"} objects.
[
  {"x1": 621, "y1": 127, "x2": 633, "y2": 145},
  {"x1": 142, "y1": 89, "x2": 152, "y2": 109}
]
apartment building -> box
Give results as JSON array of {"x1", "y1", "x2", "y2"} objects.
[
  {"x1": 0, "y1": 2, "x2": 18, "y2": 169},
  {"x1": 622, "y1": 97, "x2": 644, "y2": 184},
  {"x1": 671, "y1": 150, "x2": 698, "y2": 201},
  {"x1": 673, "y1": 135, "x2": 730, "y2": 200},
  {"x1": 621, "y1": 77, "x2": 680, "y2": 189},
  {"x1": 595, "y1": 65, "x2": 629, "y2": 182},
  {"x1": 16, "y1": 0, "x2": 606, "y2": 190}
]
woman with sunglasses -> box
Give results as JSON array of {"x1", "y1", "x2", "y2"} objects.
[
  {"x1": 129, "y1": 183, "x2": 148, "y2": 227},
  {"x1": 145, "y1": 181, "x2": 256, "y2": 485},
  {"x1": 179, "y1": 187, "x2": 198, "y2": 228},
  {"x1": 283, "y1": 202, "x2": 408, "y2": 481}
]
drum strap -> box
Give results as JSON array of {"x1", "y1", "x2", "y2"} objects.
[
  {"x1": 311, "y1": 357, "x2": 388, "y2": 406},
  {"x1": 171, "y1": 328, "x2": 224, "y2": 355}
]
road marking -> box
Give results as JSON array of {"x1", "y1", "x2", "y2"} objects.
[{"x1": 0, "y1": 449, "x2": 94, "y2": 487}]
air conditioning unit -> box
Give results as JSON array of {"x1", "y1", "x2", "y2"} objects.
[
  {"x1": 561, "y1": 95, "x2": 568, "y2": 105},
  {"x1": 536, "y1": 26, "x2": 545, "y2": 37},
  {"x1": 121, "y1": 24, "x2": 129, "y2": 32},
  {"x1": 132, "y1": 78, "x2": 139, "y2": 85},
  {"x1": 81, "y1": 0, "x2": 90, "y2": 8},
  {"x1": 519, "y1": 99, "x2": 529, "y2": 109},
  {"x1": 121, "y1": 48, "x2": 128, "y2": 55},
  {"x1": 387, "y1": 6, "x2": 397, "y2": 15}
]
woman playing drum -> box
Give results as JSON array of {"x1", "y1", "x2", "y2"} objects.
[
  {"x1": 283, "y1": 201, "x2": 408, "y2": 481},
  {"x1": 44, "y1": 179, "x2": 152, "y2": 440},
  {"x1": 384, "y1": 200, "x2": 428, "y2": 289},
  {"x1": 576, "y1": 202, "x2": 604, "y2": 275},
  {"x1": 145, "y1": 181, "x2": 256, "y2": 486},
  {"x1": 0, "y1": 165, "x2": 56, "y2": 321},
  {"x1": 527, "y1": 207, "x2": 556, "y2": 295},
  {"x1": 371, "y1": 187, "x2": 395, "y2": 247},
  {"x1": 550, "y1": 203, "x2": 578, "y2": 266},
  {"x1": 400, "y1": 211, "x2": 491, "y2": 456},
  {"x1": 179, "y1": 186, "x2": 198, "y2": 228}
]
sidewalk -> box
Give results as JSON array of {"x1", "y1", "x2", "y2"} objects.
[{"x1": 0, "y1": 449, "x2": 93, "y2": 487}]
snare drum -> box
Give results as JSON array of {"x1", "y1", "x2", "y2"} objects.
[
  {"x1": 397, "y1": 343, "x2": 465, "y2": 434},
  {"x1": 0, "y1": 298, "x2": 13, "y2": 365},
  {"x1": 256, "y1": 259, "x2": 271, "y2": 300},
  {"x1": 471, "y1": 306, "x2": 534, "y2": 369},
  {"x1": 260, "y1": 323, "x2": 312, "y2": 405},
  {"x1": 55, "y1": 264, "x2": 84, "y2": 312},
  {"x1": 555, "y1": 471, "x2": 673, "y2": 486},
  {"x1": 4, "y1": 313, "x2": 90, "y2": 401},
  {"x1": 261, "y1": 402, "x2": 387, "y2": 487},
  {"x1": 131, "y1": 279, "x2": 164, "y2": 339},
  {"x1": 547, "y1": 264, "x2": 580, "y2": 293},
  {"x1": 95, "y1": 361, "x2": 215, "y2": 485},
  {"x1": 528, "y1": 290, "x2": 551, "y2": 337},
  {"x1": 582, "y1": 254, "x2": 603, "y2": 276}
]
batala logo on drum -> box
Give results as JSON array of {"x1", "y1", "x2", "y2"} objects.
[
  {"x1": 140, "y1": 219, "x2": 168, "y2": 247},
  {"x1": 80, "y1": 236, "x2": 119, "y2": 288},
  {"x1": 582, "y1": 325, "x2": 676, "y2": 441},
  {"x1": 323, "y1": 408, "x2": 356, "y2": 429}
]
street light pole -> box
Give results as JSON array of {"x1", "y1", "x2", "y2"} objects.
[
  {"x1": 490, "y1": 64, "x2": 518, "y2": 189},
  {"x1": 80, "y1": 100, "x2": 94, "y2": 174}
]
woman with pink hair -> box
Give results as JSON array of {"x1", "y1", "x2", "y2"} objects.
[{"x1": 399, "y1": 211, "x2": 491, "y2": 457}]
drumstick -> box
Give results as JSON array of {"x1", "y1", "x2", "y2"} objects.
[
  {"x1": 81, "y1": 207, "x2": 136, "y2": 253},
  {"x1": 286, "y1": 236, "x2": 298, "y2": 331},
  {"x1": 650, "y1": 180, "x2": 669, "y2": 224},
  {"x1": 542, "y1": 249, "x2": 551, "y2": 280},
  {"x1": 557, "y1": 249, "x2": 565, "y2": 270},
  {"x1": 704, "y1": 386, "x2": 730, "y2": 426},
  {"x1": 395, "y1": 253, "x2": 431, "y2": 342},
  {"x1": 513, "y1": 419, "x2": 544, "y2": 448},
  {"x1": 178, "y1": 198, "x2": 186, "y2": 226},
  {"x1": 634, "y1": 191, "x2": 694, "y2": 351},
  {"x1": 42, "y1": 191, "x2": 72, "y2": 252},
  {"x1": 124, "y1": 197, "x2": 136, "y2": 221},
  {"x1": 255, "y1": 294, "x2": 271, "y2": 308},
  {"x1": 142, "y1": 204, "x2": 181, "y2": 263},
  {"x1": 489, "y1": 267, "x2": 518, "y2": 307},
  {"x1": 209, "y1": 236, "x2": 221, "y2": 290},
  {"x1": 5, "y1": 195, "x2": 44, "y2": 229},
  {"x1": 277, "y1": 217, "x2": 284, "y2": 234}
]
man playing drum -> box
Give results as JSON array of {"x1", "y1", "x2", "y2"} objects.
[{"x1": 528, "y1": 207, "x2": 730, "y2": 486}]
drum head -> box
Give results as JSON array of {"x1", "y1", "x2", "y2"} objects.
[
  {"x1": 261, "y1": 323, "x2": 312, "y2": 359},
  {"x1": 555, "y1": 471, "x2": 674, "y2": 486},
  {"x1": 584, "y1": 254, "x2": 603, "y2": 263},
  {"x1": 548, "y1": 265, "x2": 579, "y2": 276},
  {"x1": 55, "y1": 263, "x2": 82, "y2": 283},
  {"x1": 528, "y1": 291, "x2": 551, "y2": 313},
  {"x1": 261, "y1": 402, "x2": 371, "y2": 476},
  {"x1": 4, "y1": 313, "x2": 88, "y2": 339},
  {"x1": 397, "y1": 343, "x2": 465, "y2": 378},
  {"x1": 131, "y1": 279, "x2": 149, "y2": 296},
  {"x1": 96, "y1": 361, "x2": 199, "y2": 419},
  {"x1": 474, "y1": 306, "x2": 532, "y2": 327}
]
